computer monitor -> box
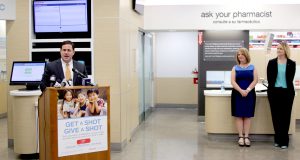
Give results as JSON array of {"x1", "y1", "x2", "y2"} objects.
[
  {"x1": 10, "y1": 61, "x2": 46, "y2": 90},
  {"x1": 33, "y1": 0, "x2": 91, "y2": 39},
  {"x1": 206, "y1": 70, "x2": 233, "y2": 88},
  {"x1": 206, "y1": 71, "x2": 224, "y2": 88}
]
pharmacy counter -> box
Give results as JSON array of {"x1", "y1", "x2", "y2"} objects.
[{"x1": 204, "y1": 90, "x2": 296, "y2": 134}]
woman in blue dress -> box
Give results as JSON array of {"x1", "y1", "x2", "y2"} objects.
[{"x1": 231, "y1": 48, "x2": 258, "y2": 147}]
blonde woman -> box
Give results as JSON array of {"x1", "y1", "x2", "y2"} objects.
[
  {"x1": 267, "y1": 42, "x2": 296, "y2": 149},
  {"x1": 231, "y1": 48, "x2": 258, "y2": 147}
]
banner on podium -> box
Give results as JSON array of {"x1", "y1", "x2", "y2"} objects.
[{"x1": 56, "y1": 88, "x2": 108, "y2": 157}]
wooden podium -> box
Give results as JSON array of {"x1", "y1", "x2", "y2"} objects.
[{"x1": 38, "y1": 86, "x2": 110, "y2": 160}]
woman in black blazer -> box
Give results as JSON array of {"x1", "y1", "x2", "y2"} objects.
[{"x1": 267, "y1": 42, "x2": 296, "y2": 149}]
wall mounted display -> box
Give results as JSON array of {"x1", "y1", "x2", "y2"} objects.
[
  {"x1": 30, "y1": 0, "x2": 93, "y2": 76},
  {"x1": 33, "y1": 0, "x2": 91, "y2": 39},
  {"x1": 132, "y1": 0, "x2": 144, "y2": 15}
]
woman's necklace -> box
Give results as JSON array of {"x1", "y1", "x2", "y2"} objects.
[{"x1": 240, "y1": 64, "x2": 248, "y2": 68}]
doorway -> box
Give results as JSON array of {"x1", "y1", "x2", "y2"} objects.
[{"x1": 138, "y1": 31, "x2": 154, "y2": 123}]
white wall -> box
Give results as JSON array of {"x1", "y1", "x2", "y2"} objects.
[
  {"x1": 0, "y1": 20, "x2": 5, "y2": 35},
  {"x1": 0, "y1": 20, "x2": 6, "y2": 71},
  {"x1": 144, "y1": 5, "x2": 300, "y2": 30},
  {"x1": 155, "y1": 32, "x2": 198, "y2": 78}
]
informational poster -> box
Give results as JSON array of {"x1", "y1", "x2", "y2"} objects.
[
  {"x1": 203, "y1": 40, "x2": 244, "y2": 61},
  {"x1": 198, "y1": 30, "x2": 249, "y2": 115},
  {"x1": 57, "y1": 88, "x2": 108, "y2": 157}
]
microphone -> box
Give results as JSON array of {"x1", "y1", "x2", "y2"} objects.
[
  {"x1": 61, "y1": 81, "x2": 67, "y2": 87},
  {"x1": 60, "y1": 79, "x2": 72, "y2": 87},
  {"x1": 53, "y1": 79, "x2": 62, "y2": 88},
  {"x1": 56, "y1": 79, "x2": 62, "y2": 84},
  {"x1": 72, "y1": 68, "x2": 87, "y2": 78},
  {"x1": 82, "y1": 78, "x2": 95, "y2": 86},
  {"x1": 87, "y1": 81, "x2": 96, "y2": 86},
  {"x1": 66, "y1": 79, "x2": 72, "y2": 86},
  {"x1": 50, "y1": 75, "x2": 56, "y2": 87}
]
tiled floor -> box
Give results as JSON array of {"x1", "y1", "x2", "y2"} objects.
[
  {"x1": 0, "y1": 118, "x2": 16, "y2": 160},
  {"x1": 1, "y1": 108, "x2": 300, "y2": 160}
]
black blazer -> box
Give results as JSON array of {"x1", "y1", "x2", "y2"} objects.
[
  {"x1": 40, "y1": 59, "x2": 88, "y2": 91},
  {"x1": 267, "y1": 58, "x2": 296, "y2": 95}
]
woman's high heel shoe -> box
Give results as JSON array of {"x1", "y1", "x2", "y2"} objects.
[
  {"x1": 244, "y1": 137, "x2": 251, "y2": 147},
  {"x1": 238, "y1": 137, "x2": 244, "y2": 147}
]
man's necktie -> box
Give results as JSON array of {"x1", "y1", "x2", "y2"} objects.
[{"x1": 65, "y1": 63, "x2": 71, "y2": 80}]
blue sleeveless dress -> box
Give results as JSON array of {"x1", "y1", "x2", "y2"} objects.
[{"x1": 231, "y1": 64, "x2": 256, "y2": 117}]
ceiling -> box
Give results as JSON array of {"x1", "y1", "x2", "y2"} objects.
[{"x1": 142, "y1": 0, "x2": 300, "y2": 5}]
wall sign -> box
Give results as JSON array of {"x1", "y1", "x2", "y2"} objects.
[
  {"x1": 0, "y1": 0, "x2": 16, "y2": 20},
  {"x1": 197, "y1": 30, "x2": 249, "y2": 115},
  {"x1": 144, "y1": 5, "x2": 300, "y2": 30}
]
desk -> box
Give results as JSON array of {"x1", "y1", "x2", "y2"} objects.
[
  {"x1": 10, "y1": 90, "x2": 41, "y2": 154},
  {"x1": 204, "y1": 90, "x2": 296, "y2": 134}
]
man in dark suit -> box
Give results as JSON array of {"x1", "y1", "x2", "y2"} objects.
[{"x1": 40, "y1": 40, "x2": 88, "y2": 91}]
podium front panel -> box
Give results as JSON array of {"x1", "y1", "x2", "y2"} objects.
[{"x1": 39, "y1": 86, "x2": 110, "y2": 160}]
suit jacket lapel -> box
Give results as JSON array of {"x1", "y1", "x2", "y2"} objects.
[
  {"x1": 73, "y1": 61, "x2": 78, "y2": 83},
  {"x1": 274, "y1": 58, "x2": 278, "y2": 79},
  {"x1": 286, "y1": 59, "x2": 292, "y2": 82},
  {"x1": 56, "y1": 60, "x2": 64, "y2": 81}
]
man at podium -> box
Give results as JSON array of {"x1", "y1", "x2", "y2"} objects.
[{"x1": 40, "y1": 40, "x2": 88, "y2": 91}]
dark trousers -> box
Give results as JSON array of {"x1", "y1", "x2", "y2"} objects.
[{"x1": 268, "y1": 88, "x2": 294, "y2": 146}]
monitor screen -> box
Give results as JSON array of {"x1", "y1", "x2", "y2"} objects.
[
  {"x1": 10, "y1": 61, "x2": 46, "y2": 86},
  {"x1": 132, "y1": 0, "x2": 144, "y2": 15},
  {"x1": 33, "y1": 0, "x2": 91, "y2": 38},
  {"x1": 206, "y1": 70, "x2": 232, "y2": 88}
]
